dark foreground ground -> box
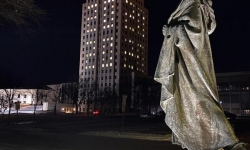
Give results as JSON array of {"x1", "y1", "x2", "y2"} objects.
[{"x1": 0, "y1": 114, "x2": 249, "y2": 150}]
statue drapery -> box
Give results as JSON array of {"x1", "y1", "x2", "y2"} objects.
[{"x1": 154, "y1": 0, "x2": 239, "y2": 149}]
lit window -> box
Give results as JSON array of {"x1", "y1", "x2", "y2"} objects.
[
  {"x1": 91, "y1": 5, "x2": 93, "y2": 8},
  {"x1": 106, "y1": 64, "x2": 108, "y2": 67},
  {"x1": 111, "y1": 11, "x2": 114, "y2": 14},
  {"x1": 88, "y1": 6, "x2": 90, "y2": 9},
  {"x1": 110, "y1": 63, "x2": 112, "y2": 66},
  {"x1": 110, "y1": 57, "x2": 113, "y2": 60},
  {"x1": 110, "y1": 43, "x2": 113, "y2": 47},
  {"x1": 110, "y1": 37, "x2": 113, "y2": 40},
  {"x1": 103, "y1": 38, "x2": 106, "y2": 42},
  {"x1": 95, "y1": 4, "x2": 97, "y2": 7},
  {"x1": 104, "y1": 13, "x2": 106, "y2": 16},
  {"x1": 104, "y1": 7, "x2": 106, "y2": 10},
  {"x1": 102, "y1": 64, "x2": 104, "y2": 67},
  {"x1": 103, "y1": 19, "x2": 106, "y2": 23},
  {"x1": 124, "y1": 51, "x2": 127, "y2": 54},
  {"x1": 92, "y1": 65, "x2": 95, "y2": 68},
  {"x1": 104, "y1": 1, "x2": 106, "y2": 4},
  {"x1": 103, "y1": 26, "x2": 106, "y2": 29},
  {"x1": 102, "y1": 51, "x2": 105, "y2": 54},
  {"x1": 124, "y1": 64, "x2": 126, "y2": 67}
]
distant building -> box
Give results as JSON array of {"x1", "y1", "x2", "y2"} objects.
[
  {"x1": 0, "y1": 87, "x2": 50, "y2": 105},
  {"x1": 216, "y1": 72, "x2": 250, "y2": 116},
  {"x1": 79, "y1": 0, "x2": 148, "y2": 112}
]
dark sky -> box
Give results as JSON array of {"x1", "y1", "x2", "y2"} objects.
[{"x1": 0, "y1": 0, "x2": 250, "y2": 86}]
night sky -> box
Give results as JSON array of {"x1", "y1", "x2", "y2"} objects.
[{"x1": 0, "y1": 0, "x2": 250, "y2": 86}]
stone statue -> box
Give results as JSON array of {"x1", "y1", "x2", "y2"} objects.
[{"x1": 154, "y1": 0, "x2": 247, "y2": 149}]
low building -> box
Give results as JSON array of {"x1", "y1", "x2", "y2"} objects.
[
  {"x1": 0, "y1": 87, "x2": 51, "y2": 105},
  {"x1": 216, "y1": 72, "x2": 250, "y2": 116}
]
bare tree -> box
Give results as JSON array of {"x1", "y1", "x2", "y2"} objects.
[
  {"x1": 0, "y1": 0, "x2": 44, "y2": 28},
  {"x1": 98, "y1": 87, "x2": 113, "y2": 114},
  {"x1": 0, "y1": 70, "x2": 24, "y2": 120},
  {"x1": 78, "y1": 79, "x2": 96, "y2": 115},
  {"x1": 0, "y1": 94, "x2": 8, "y2": 116},
  {"x1": 0, "y1": 89, "x2": 18, "y2": 120},
  {"x1": 134, "y1": 85, "x2": 143, "y2": 113},
  {"x1": 28, "y1": 87, "x2": 49, "y2": 118},
  {"x1": 148, "y1": 83, "x2": 161, "y2": 113},
  {"x1": 110, "y1": 86, "x2": 119, "y2": 114},
  {"x1": 48, "y1": 84, "x2": 62, "y2": 115},
  {"x1": 63, "y1": 82, "x2": 79, "y2": 114}
]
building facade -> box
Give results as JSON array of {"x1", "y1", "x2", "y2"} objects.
[
  {"x1": 79, "y1": 0, "x2": 148, "y2": 112},
  {"x1": 216, "y1": 72, "x2": 250, "y2": 116}
]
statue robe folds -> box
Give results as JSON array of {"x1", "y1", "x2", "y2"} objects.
[{"x1": 154, "y1": 0, "x2": 239, "y2": 149}]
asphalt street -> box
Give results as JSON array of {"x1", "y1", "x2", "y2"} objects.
[{"x1": 0, "y1": 114, "x2": 249, "y2": 150}]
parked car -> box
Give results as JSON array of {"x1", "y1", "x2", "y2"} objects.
[
  {"x1": 93, "y1": 110, "x2": 99, "y2": 115},
  {"x1": 140, "y1": 112, "x2": 155, "y2": 119},
  {"x1": 224, "y1": 111, "x2": 237, "y2": 120}
]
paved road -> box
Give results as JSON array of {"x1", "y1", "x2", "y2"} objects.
[
  {"x1": 0, "y1": 129, "x2": 182, "y2": 150},
  {"x1": 0, "y1": 114, "x2": 249, "y2": 150}
]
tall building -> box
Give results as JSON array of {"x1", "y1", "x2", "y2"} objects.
[{"x1": 79, "y1": 0, "x2": 148, "y2": 111}]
